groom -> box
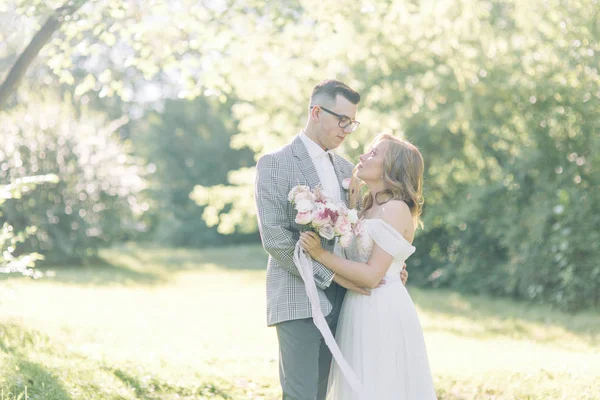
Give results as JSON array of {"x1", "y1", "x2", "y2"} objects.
[{"x1": 254, "y1": 79, "x2": 406, "y2": 399}]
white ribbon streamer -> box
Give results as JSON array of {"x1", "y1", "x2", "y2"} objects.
[{"x1": 293, "y1": 242, "x2": 365, "y2": 399}]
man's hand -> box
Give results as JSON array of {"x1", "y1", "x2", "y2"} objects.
[
  {"x1": 375, "y1": 263, "x2": 409, "y2": 288},
  {"x1": 333, "y1": 274, "x2": 371, "y2": 296}
]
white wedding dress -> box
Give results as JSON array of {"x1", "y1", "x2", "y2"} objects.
[{"x1": 326, "y1": 219, "x2": 437, "y2": 400}]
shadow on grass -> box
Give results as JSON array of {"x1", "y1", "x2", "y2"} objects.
[
  {"x1": 0, "y1": 323, "x2": 72, "y2": 400},
  {"x1": 106, "y1": 366, "x2": 233, "y2": 400},
  {"x1": 409, "y1": 286, "x2": 600, "y2": 347},
  {"x1": 0, "y1": 255, "x2": 164, "y2": 288},
  {"x1": 112, "y1": 243, "x2": 268, "y2": 272},
  {"x1": 46, "y1": 254, "x2": 165, "y2": 286},
  {"x1": 82, "y1": 245, "x2": 267, "y2": 285},
  {"x1": 0, "y1": 244, "x2": 268, "y2": 288}
]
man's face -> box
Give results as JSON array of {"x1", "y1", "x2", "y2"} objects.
[{"x1": 314, "y1": 95, "x2": 358, "y2": 150}]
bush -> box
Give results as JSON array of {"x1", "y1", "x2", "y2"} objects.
[
  {"x1": 0, "y1": 175, "x2": 58, "y2": 276},
  {"x1": 0, "y1": 99, "x2": 146, "y2": 263}
]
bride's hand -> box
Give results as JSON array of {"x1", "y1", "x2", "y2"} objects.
[
  {"x1": 400, "y1": 263, "x2": 408, "y2": 285},
  {"x1": 299, "y1": 231, "x2": 325, "y2": 260}
]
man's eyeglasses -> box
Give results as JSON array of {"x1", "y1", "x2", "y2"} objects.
[{"x1": 311, "y1": 106, "x2": 360, "y2": 132}]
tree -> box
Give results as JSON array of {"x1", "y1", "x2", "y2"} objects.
[
  {"x1": 129, "y1": 95, "x2": 256, "y2": 245},
  {"x1": 0, "y1": 0, "x2": 88, "y2": 109},
  {"x1": 195, "y1": 0, "x2": 600, "y2": 310},
  {"x1": 1, "y1": 0, "x2": 282, "y2": 108}
]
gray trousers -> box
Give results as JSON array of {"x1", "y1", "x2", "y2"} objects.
[{"x1": 275, "y1": 282, "x2": 346, "y2": 400}]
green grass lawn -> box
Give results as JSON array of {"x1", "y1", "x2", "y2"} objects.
[{"x1": 1, "y1": 244, "x2": 599, "y2": 399}]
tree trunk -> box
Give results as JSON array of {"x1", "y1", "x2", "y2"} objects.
[{"x1": 0, "y1": 0, "x2": 88, "y2": 110}]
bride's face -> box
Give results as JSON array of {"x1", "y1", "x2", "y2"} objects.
[{"x1": 356, "y1": 141, "x2": 388, "y2": 183}]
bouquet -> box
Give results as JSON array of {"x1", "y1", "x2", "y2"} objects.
[{"x1": 288, "y1": 184, "x2": 359, "y2": 248}]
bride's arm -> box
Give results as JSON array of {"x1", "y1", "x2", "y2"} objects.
[
  {"x1": 333, "y1": 274, "x2": 371, "y2": 295},
  {"x1": 301, "y1": 235, "x2": 391, "y2": 288},
  {"x1": 300, "y1": 201, "x2": 414, "y2": 289}
]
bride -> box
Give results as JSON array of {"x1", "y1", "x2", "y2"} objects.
[{"x1": 300, "y1": 133, "x2": 437, "y2": 399}]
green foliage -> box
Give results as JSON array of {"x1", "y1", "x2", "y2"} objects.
[
  {"x1": 194, "y1": 0, "x2": 600, "y2": 310},
  {"x1": 3, "y1": 0, "x2": 239, "y2": 105},
  {"x1": 384, "y1": 0, "x2": 600, "y2": 311},
  {"x1": 0, "y1": 98, "x2": 146, "y2": 263},
  {"x1": 2, "y1": 0, "x2": 598, "y2": 309},
  {"x1": 128, "y1": 96, "x2": 257, "y2": 246},
  {"x1": 0, "y1": 175, "x2": 58, "y2": 277},
  {"x1": 190, "y1": 167, "x2": 257, "y2": 236}
]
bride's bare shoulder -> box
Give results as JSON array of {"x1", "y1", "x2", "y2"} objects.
[
  {"x1": 378, "y1": 200, "x2": 414, "y2": 240},
  {"x1": 379, "y1": 200, "x2": 411, "y2": 220}
]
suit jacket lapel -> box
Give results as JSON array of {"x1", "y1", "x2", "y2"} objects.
[
  {"x1": 292, "y1": 135, "x2": 321, "y2": 189},
  {"x1": 329, "y1": 154, "x2": 347, "y2": 205},
  {"x1": 331, "y1": 154, "x2": 354, "y2": 207}
]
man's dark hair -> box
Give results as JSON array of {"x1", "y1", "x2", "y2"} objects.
[{"x1": 310, "y1": 79, "x2": 361, "y2": 106}]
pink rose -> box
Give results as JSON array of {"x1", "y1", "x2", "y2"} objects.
[
  {"x1": 323, "y1": 203, "x2": 340, "y2": 225},
  {"x1": 288, "y1": 185, "x2": 311, "y2": 202},
  {"x1": 312, "y1": 204, "x2": 331, "y2": 228},
  {"x1": 295, "y1": 211, "x2": 313, "y2": 225},
  {"x1": 334, "y1": 215, "x2": 352, "y2": 236},
  {"x1": 318, "y1": 224, "x2": 335, "y2": 240}
]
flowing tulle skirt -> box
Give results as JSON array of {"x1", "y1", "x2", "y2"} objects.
[{"x1": 327, "y1": 277, "x2": 437, "y2": 400}]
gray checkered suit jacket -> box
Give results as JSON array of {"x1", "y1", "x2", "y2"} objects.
[{"x1": 255, "y1": 134, "x2": 355, "y2": 326}]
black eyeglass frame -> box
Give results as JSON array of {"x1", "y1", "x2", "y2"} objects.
[{"x1": 311, "y1": 105, "x2": 360, "y2": 131}]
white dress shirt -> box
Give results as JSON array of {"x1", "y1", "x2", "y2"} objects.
[
  {"x1": 299, "y1": 131, "x2": 341, "y2": 203},
  {"x1": 299, "y1": 131, "x2": 343, "y2": 258}
]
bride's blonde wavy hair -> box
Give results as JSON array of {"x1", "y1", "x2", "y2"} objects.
[{"x1": 349, "y1": 133, "x2": 425, "y2": 229}]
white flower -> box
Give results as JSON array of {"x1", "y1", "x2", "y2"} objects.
[
  {"x1": 324, "y1": 202, "x2": 339, "y2": 212},
  {"x1": 347, "y1": 209, "x2": 358, "y2": 224},
  {"x1": 294, "y1": 190, "x2": 315, "y2": 203},
  {"x1": 342, "y1": 178, "x2": 351, "y2": 190},
  {"x1": 295, "y1": 199, "x2": 314, "y2": 213}
]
